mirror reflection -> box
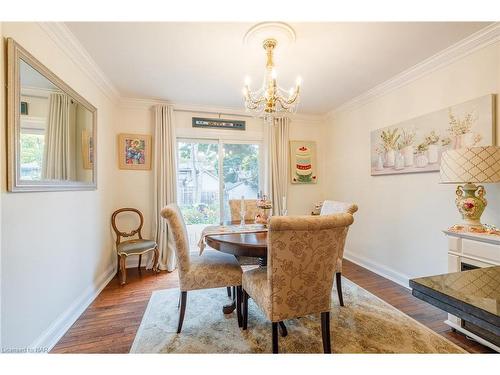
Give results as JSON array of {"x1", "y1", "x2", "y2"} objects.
[{"x1": 19, "y1": 59, "x2": 94, "y2": 184}]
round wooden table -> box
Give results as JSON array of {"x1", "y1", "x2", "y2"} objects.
[{"x1": 205, "y1": 231, "x2": 268, "y2": 264}]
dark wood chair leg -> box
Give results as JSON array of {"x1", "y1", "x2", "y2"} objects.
[
  {"x1": 278, "y1": 321, "x2": 288, "y2": 337},
  {"x1": 336, "y1": 272, "x2": 344, "y2": 307},
  {"x1": 119, "y1": 255, "x2": 126, "y2": 285},
  {"x1": 226, "y1": 286, "x2": 232, "y2": 297},
  {"x1": 236, "y1": 286, "x2": 242, "y2": 328},
  {"x1": 321, "y1": 311, "x2": 331, "y2": 353},
  {"x1": 138, "y1": 254, "x2": 142, "y2": 269},
  {"x1": 177, "y1": 291, "x2": 187, "y2": 333},
  {"x1": 116, "y1": 255, "x2": 120, "y2": 277},
  {"x1": 242, "y1": 289, "x2": 248, "y2": 330},
  {"x1": 272, "y1": 322, "x2": 279, "y2": 354}
]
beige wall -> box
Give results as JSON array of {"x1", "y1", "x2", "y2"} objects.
[
  {"x1": 0, "y1": 23, "x2": 117, "y2": 348},
  {"x1": 325, "y1": 42, "x2": 500, "y2": 285}
]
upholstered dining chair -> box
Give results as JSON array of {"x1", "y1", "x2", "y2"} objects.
[
  {"x1": 228, "y1": 199, "x2": 259, "y2": 222},
  {"x1": 320, "y1": 200, "x2": 358, "y2": 306},
  {"x1": 228, "y1": 199, "x2": 262, "y2": 269},
  {"x1": 111, "y1": 208, "x2": 159, "y2": 285},
  {"x1": 161, "y1": 203, "x2": 243, "y2": 333},
  {"x1": 242, "y1": 214, "x2": 354, "y2": 353}
]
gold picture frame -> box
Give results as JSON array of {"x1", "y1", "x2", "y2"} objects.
[{"x1": 118, "y1": 133, "x2": 152, "y2": 170}]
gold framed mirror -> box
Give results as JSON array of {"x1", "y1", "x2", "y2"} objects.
[{"x1": 7, "y1": 38, "x2": 97, "y2": 192}]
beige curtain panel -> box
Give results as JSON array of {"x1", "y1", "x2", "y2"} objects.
[
  {"x1": 153, "y1": 104, "x2": 177, "y2": 271},
  {"x1": 42, "y1": 93, "x2": 74, "y2": 180},
  {"x1": 265, "y1": 117, "x2": 290, "y2": 215}
]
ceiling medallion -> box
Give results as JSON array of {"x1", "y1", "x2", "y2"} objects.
[{"x1": 242, "y1": 23, "x2": 301, "y2": 120}]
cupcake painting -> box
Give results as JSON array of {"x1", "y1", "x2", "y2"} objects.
[{"x1": 290, "y1": 140, "x2": 318, "y2": 184}]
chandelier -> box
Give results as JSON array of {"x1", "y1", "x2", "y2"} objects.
[{"x1": 242, "y1": 38, "x2": 301, "y2": 119}]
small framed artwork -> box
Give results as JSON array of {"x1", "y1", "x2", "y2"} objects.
[
  {"x1": 81, "y1": 128, "x2": 93, "y2": 170},
  {"x1": 118, "y1": 133, "x2": 152, "y2": 170},
  {"x1": 20, "y1": 101, "x2": 28, "y2": 115},
  {"x1": 290, "y1": 140, "x2": 318, "y2": 184}
]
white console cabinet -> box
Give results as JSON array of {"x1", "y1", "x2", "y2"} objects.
[{"x1": 444, "y1": 230, "x2": 500, "y2": 352}]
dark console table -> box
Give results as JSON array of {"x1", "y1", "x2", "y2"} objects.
[{"x1": 410, "y1": 266, "x2": 500, "y2": 351}]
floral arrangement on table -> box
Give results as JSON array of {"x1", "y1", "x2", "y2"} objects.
[
  {"x1": 255, "y1": 195, "x2": 272, "y2": 225},
  {"x1": 256, "y1": 195, "x2": 272, "y2": 209}
]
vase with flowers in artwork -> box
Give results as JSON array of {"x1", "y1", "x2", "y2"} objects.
[
  {"x1": 424, "y1": 131, "x2": 440, "y2": 164},
  {"x1": 415, "y1": 143, "x2": 429, "y2": 168},
  {"x1": 447, "y1": 109, "x2": 476, "y2": 149},
  {"x1": 394, "y1": 151, "x2": 405, "y2": 170},
  {"x1": 380, "y1": 128, "x2": 400, "y2": 168},
  {"x1": 398, "y1": 129, "x2": 416, "y2": 167}
]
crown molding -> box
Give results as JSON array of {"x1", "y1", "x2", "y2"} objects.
[
  {"x1": 119, "y1": 97, "x2": 325, "y2": 123},
  {"x1": 37, "y1": 22, "x2": 120, "y2": 104},
  {"x1": 327, "y1": 22, "x2": 500, "y2": 119}
]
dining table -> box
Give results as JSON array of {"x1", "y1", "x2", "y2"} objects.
[{"x1": 203, "y1": 222, "x2": 288, "y2": 336}]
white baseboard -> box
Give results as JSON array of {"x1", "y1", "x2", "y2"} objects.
[
  {"x1": 344, "y1": 250, "x2": 411, "y2": 289},
  {"x1": 30, "y1": 262, "x2": 116, "y2": 352}
]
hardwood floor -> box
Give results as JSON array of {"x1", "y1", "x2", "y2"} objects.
[{"x1": 51, "y1": 260, "x2": 494, "y2": 353}]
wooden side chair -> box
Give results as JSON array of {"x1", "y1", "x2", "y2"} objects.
[
  {"x1": 161, "y1": 203, "x2": 243, "y2": 333},
  {"x1": 320, "y1": 200, "x2": 358, "y2": 306},
  {"x1": 242, "y1": 214, "x2": 354, "y2": 353},
  {"x1": 111, "y1": 208, "x2": 159, "y2": 285}
]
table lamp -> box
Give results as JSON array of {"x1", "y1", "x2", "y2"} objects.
[{"x1": 440, "y1": 146, "x2": 500, "y2": 229}]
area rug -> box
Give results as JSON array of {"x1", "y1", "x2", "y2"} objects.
[{"x1": 130, "y1": 277, "x2": 465, "y2": 353}]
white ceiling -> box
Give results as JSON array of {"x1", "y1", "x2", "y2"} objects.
[{"x1": 66, "y1": 22, "x2": 490, "y2": 115}]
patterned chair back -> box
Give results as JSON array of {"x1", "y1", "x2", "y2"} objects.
[
  {"x1": 160, "y1": 204, "x2": 191, "y2": 274},
  {"x1": 266, "y1": 214, "x2": 354, "y2": 322},
  {"x1": 228, "y1": 199, "x2": 259, "y2": 221},
  {"x1": 320, "y1": 200, "x2": 358, "y2": 216}
]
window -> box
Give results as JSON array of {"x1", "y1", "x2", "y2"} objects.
[
  {"x1": 176, "y1": 139, "x2": 262, "y2": 225},
  {"x1": 20, "y1": 130, "x2": 45, "y2": 181}
]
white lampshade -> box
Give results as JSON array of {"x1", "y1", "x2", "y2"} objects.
[{"x1": 440, "y1": 146, "x2": 500, "y2": 184}]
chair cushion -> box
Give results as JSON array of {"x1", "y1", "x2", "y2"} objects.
[
  {"x1": 180, "y1": 249, "x2": 242, "y2": 291},
  {"x1": 242, "y1": 267, "x2": 271, "y2": 319},
  {"x1": 117, "y1": 239, "x2": 156, "y2": 255}
]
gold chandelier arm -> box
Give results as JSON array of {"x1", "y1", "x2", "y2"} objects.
[{"x1": 276, "y1": 96, "x2": 292, "y2": 110}]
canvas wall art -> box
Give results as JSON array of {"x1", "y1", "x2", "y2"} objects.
[
  {"x1": 370, "y1": 94, "x2": 496, "y2": 176},
  {"x1": 290, "y1": 140, "x2": 317, "y2": 184},
  {"x1": 118, "y1": 133, "x2": 152, "y2": 170}
]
